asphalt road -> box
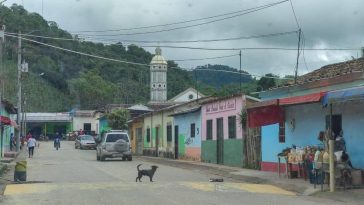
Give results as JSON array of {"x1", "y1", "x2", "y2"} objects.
[{"x1": 1, "y1": 141, "x2": 350, "y2": 205}]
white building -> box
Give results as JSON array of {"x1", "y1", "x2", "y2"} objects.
[
  {"x1": 169, "y1": 87, "x2": 205, "y2": 103},
  {"x1": 72, "y1": 110, "x2": 99, "y2": 134},
  {"x1": 149, "y1": 47, "x2": 167, "y2": 104}
]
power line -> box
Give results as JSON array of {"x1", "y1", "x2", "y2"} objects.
[
  {"x1": 301, "y1": 32, "x2": 310, "y2": 72},
  {"x1": 7, "y1": 31, "x2": 361, "y2": 52},
  {"x1": 73, "y1": 0, "x2": 288, "y2": 33},
  {"x1": 288, "y1": 0, "x2": 301, "y2": 83},
  {"x1": 289, "y1": 0, "x2": 300, "y2": 29},
  {"x1": 5, "y1": 34, "x2": 293, "y2": 81},
  {"x1": 171, "y1": 54, "x2": 239, "y2": 62},
  {"x1": 4, "y1": 34, "x2": 150, "y2": 67},
  {"x1": 77, "y1": 1, "x2": 288, "y2": 37},
  {"x1": 5, "y1": 32, "x2": 85, "y2": 41},
  {"x1": 192, "y1": 68, "x2": 293, "y2": 80},
  {"x1": 5, "y1": 30, "x2": 297, "y2": 44},
  {"x1": 140, "y1": 45, "x2": 362, "y2": 51},
  {"x1": 96, "y1": 30, "x2": 298, "y2": 44}
]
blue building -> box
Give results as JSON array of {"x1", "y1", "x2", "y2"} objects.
[
  {"x1": 0, "y1": 100, "x2": 17, "y2": 157},
  {"x1": 248, "y1": 58, "x2": 364, "y2": 171},
  {"x1": 171, "y1": 106, "x2": 202, "y2": 161}
]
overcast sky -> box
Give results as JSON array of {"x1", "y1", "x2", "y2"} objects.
[{"x1": 4, "y1": 0, "x2": 364, "y2": 77}]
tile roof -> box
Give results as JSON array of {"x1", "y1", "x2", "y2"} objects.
[
  {"x1": 299, "y1": 57, "x2": 364, "y2": 82},
  {"x1": 273, "y1": 57, "x2": 364, "y2": 89}
]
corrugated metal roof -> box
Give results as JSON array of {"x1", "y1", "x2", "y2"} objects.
[
  {"x1": 169, "y1": 107, "x2": 201, "y2": 117},
  {"x1": 17, "y1": 113, "x2": 72, "y2": 122}
]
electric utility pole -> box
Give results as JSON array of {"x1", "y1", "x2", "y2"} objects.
[
  {"x1": 16, "y1": 31, "x2": 22, "y2": 152},
  {"x1": 294, "y1": 28, "x2": 301, "y2": 84},
  {"x1": 239, "y1": 50, "x2": 242, "y2": 93},
  {"x1": 0, "y1": 26, "x2": 3, "y2": 62},
  {"x1": 0, "y1": 25, "x2": 4, "y2": 101}
]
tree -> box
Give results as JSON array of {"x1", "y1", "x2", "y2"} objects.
[
  {"x1": 69, "y1": 69, "x2": 116, "y2": 109},
  {"x1": 106, "y1": 109, "x2": 130, "y2": 130},
  {"x1": 257, "y1": 73, "x2": 278, "y2": 91}
]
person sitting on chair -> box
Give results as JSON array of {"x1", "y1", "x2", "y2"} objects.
[{"x1": 341, "y1": 151, "x2": 354, "y2": 169}]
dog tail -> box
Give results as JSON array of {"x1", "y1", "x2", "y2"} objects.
[{"x1": 137, "y1": 164, "x2": 142, "y2": 171}]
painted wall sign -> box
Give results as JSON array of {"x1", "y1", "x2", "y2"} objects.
[{"x1": 206, "y1": 99, "x2": 236, "y2": 114}]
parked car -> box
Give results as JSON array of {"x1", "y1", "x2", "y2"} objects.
[
  {"x1": 75, "y1": 135, "x2": 96, "y2": 150},
  {"x1": 96, "y1": 130, "x2": 132, "y2": 161}
]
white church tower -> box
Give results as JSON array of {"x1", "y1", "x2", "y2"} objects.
[{"x1": 150, "y1": 47, "x2": 167, "y2": 103}]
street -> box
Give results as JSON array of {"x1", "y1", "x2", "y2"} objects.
[{"x1": 2, "y1": 141, "x2": 349, "y2": 205}]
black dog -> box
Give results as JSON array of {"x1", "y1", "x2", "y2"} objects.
[{"x1": 136, "y1": 164, "x2": 158, "y2": 182}]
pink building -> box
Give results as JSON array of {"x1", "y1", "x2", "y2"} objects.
[{"x1": 201, "y1": 94, "x2": 258, "y2": 167}]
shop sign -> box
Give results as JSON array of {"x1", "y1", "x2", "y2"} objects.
[{"x1": 206, "y1": 99, "x2": 236, "y2": 114}]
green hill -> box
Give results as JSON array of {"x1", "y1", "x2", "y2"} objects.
[
  {"x1": 0, "y1": 4, "x2": 264, "y2": 112},
  {"x1": 192, "y1": 64, "x2": 253, "y2": 88}
]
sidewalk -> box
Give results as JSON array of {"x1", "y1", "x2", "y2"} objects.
[
  {"x1": 0, "y1": 149, "x2": 27, "y2": 199},
  {"x1": 314, "y1": 189, "x2": 364, "y2": 205},
  {"x1": 139, "y1": 156, "x2": 316, "y2": 195},
  {"x1": 139, "y1": 156, "x2": 364, "y2": 202}
]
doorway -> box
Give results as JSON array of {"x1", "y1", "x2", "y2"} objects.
[
  {"x1": 326, "y1": 114, "x2": 342, "y2": 138},
  {"x1": 136, "y1": 128, "x2": 143, "y2": 155},
  {"x1": 174, "y1": 125, "x2": 179, "y2": 159},
  {"x1": 155, "y1": 126, "x2": 160, "y2": 156},
  {"x1": 216, "y1": 118, "x2": 224, "y2": 164},
  {"x1": 83, "y1": 123, "x2": 91, "y2": 131}
]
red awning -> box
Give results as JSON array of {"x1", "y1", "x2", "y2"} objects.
[
  {"x1": 247, "y1": 92, "x2": 325, "y2": 128},
  {"x1": 279, "y1": 92, "x2": 326, "y2": 106},
  {"x1": 248, "y1": 105, "x2": 285, "y2": 128},
  {"x1": 0, "y1": 116, "x2": 11, "y2": 125}
]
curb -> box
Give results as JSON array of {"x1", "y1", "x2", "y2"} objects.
[{"x1": 138, "y1": 156, "x2": 317, "y2": 195}]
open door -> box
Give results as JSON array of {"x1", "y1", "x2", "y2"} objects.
[
  {"x1": 216, "y1": 118, "x2": 224, "y2": 164},
  {"x1": 136, "y1": 128, "x2": 143, "y2": 155},
  {"x1": 174, "y1": 125, "x2": 179, "y2": 159}
]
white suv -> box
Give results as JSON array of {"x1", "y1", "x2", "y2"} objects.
[{"x1": 96, "y1": 130, "x2": 132, "y2": 161}]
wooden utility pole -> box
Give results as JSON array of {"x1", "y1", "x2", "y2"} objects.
[
  {"x1": 16, "y1": 31, "x2": 22, "y2": 152},
  {"x1": 294, "y1": 29, "x2": 301, "y2": 84},
  {"x1": 239, "y1": 50, "x2": 242, "y2": 93},
  {"x1": 0, "y1": 25, "x2": 4, "y2": 100},
  {"x1": 329, "y1": 104, "x2": 335, "y2": 192}
]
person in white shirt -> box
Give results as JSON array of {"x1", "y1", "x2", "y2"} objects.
[{"x1": 27, "y1": 136, "x2": 37, "y2": 158}]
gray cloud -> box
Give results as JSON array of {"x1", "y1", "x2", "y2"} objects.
[{"x1": 6, "y1": 0, "x2": 364, "y2": 77}]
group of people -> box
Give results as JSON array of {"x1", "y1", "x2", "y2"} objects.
[{"x1": 9, "y1": 132, "x2": 63, "y2": 158}]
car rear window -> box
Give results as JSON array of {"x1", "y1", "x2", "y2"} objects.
[
  {"x1": 106, "y1": 134, "x2": 129, "y2": 142},
  {"x1": 81, "y1": 135, "x2": 94, "y2": 141}
]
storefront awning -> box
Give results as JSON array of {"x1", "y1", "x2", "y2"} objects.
[
  {"x1": 280, "y1": 92, "x2": 326, "y2": 106},
  {"x1": 322, "y1": 86, "x2": 364, "y2": 106},
  {"x1": 247, "y1": 92, "x2": 325, "y2": 128},
  {"x1": 0, "y1": 116, "x2": 11, "y2": 125},
  {"x1": 248, "y1": 105, "x2": 284, "y2": 128}
]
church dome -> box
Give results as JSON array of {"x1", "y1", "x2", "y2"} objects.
[{"x1": 150, "y1": 47, "x2": 167, "y2": 65}]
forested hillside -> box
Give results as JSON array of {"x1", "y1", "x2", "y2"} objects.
[
  {"x1": 0, "y1": 4, "x2": 198, "y2": 111},
  {"x1": 0, "y1": 4, "x2": 276, "y2": 112},
  {"x1": 192, "y1": 64, "x2": 253, "y2": 88}
]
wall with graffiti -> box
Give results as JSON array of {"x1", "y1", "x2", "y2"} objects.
[{"x1": 173, "y1": 109, "x2": 201, "y2": 161}]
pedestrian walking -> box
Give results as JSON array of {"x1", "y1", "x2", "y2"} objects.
[
  {"x1": 26, "y1": 132, "x2": 32, "y2": 141},
  {"x1": 27, "y1": 136, "x2": 36, "y2": 158},
  {"x1": 10, "y1": 133, "x2": 15, "y2": 151}
]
